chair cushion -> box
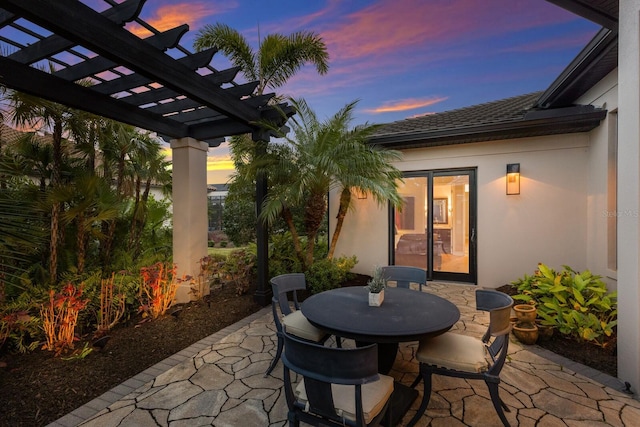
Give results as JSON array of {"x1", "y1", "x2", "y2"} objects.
[
  {"x1": 282, "y1": 310, "x2": 326, "y2": 342},
  {"x1": 295, "y1": 374, "x2": 394, "y2": 424},
  {"x1": 416, "y1": 332, "x2": 489, "y2": 373}
]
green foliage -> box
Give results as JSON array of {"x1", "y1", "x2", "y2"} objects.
[
  {"x1": 512, "y1": 263, "x2": 617, "y2": 348},
  {"x1": 366, "y1": 266, "x2": 387, "y2": 293},
  {"x1": 268, "y1": 232, "x2": 304, "y2": 278},
  {"x1": 0, "y1": 296, "x2": 42, "y2": 353},
  {"x1": 222, "y1": 187, "x2": 256, "y2": 246},
  {"x1": 305, "y1": 255, "x2": 358, "y2": 294},
  {"x1": 221, "y1": 248, "x2": 256, "y2": 295}
]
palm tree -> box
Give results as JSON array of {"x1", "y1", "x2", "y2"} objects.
[
  {"x1": 194, "y1": 23, "x2": 330, "y2": 272},
  {"x1": 6, "y1": 89, "x2": 82, "y2": 284},
  {"x1": 127, "y1": 133, "x2": 172, "y2": 259},
  {"x1": 194, "y1": 23, "x2": 328, "y2": 97},
  {"x1": 258, "y1": 98, "x2": 404, "y2": 267}
]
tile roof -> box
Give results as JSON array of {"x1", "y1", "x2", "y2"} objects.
[
  {"x1": 369, "y1": 91, "x2": 606, "y2": 149},
  {"x1": 374, "y1": 92, "x2": 542, "y2": 137}
]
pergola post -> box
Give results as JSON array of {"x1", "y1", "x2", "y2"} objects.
[
  {"x1": 253, "y1": 130, "x2": 271, "y2": 306},
  {"x1": 170, "y1": 137, "x2": 209, "y2": 303}
]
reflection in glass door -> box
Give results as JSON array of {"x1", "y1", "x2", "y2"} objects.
[{"x1": 392, "y1": 169, "x2": 476, "y2": 283}]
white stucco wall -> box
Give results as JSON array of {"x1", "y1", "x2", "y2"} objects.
[
  {"x1": 616, "y1": 0, "x2": 640, "y2": 397},
  {"x1": 577, "y1": 70, "x2": 618, "y2": 288},
  {"x1": 331, "y1": 133, "x2": 596, "y2": 288}
]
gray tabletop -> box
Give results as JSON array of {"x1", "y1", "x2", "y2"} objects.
[{"x1": 301, "y1": 287, "x2": 460, "y2": 343}]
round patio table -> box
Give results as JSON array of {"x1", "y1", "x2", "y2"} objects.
[
  {"x1": 301, "y1": 286, "x2": 460, "y2": 426},
  {"x1": 301, "y1": 286, "x2": 460, "y2": 372}
]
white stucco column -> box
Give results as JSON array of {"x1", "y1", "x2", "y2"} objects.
[
  {"x1": 617, "y1": 0, "x2": 640, "y2": 395},
  {"x1": 170, "y1": 137, "x2": 209, "y2": 303}
]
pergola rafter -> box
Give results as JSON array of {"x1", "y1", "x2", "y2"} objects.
[
  {"x1": 0, "y1": 0, "x2": 293, "y2": 304},
  {"x1": 0, "y1": 0, "x2": 293, "y2": 145}
]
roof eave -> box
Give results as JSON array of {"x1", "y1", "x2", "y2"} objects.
[
  {"x1": 369, "y1": 108, "x2": 607, "y2": 149},
  {"x1": 535, "y1": 27, "x2": 618, "y2": 109}
]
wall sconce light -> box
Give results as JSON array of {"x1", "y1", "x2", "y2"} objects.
[
  {"x1": 353, "y1": 188, "x2": 367, "y2": 199},
  {"x1": 506, "y1": 163, "x2": 520, "y2": 195}
]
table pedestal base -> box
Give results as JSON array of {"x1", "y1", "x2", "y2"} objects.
[
  {"x1": 384, "y1": 382, "x2": 418, "y2": 427},
  {"x1": 356, "y1": 341, "x2": 398, "y2": 375}
]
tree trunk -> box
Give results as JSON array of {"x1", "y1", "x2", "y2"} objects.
[
  {"x1": 76, "y1": 212, "x2": 86, "y2": 274},
  {"x1": 49, "y1": 120, "x2": 63, "y2": 284},
  {"x1": 128, "y1": 176, "x2": 142, "y2": 255},
  {"x1": 282, "y1": 207, "x2": 306, "y2": 268},
  {"x1": 328, "y1": 187, "x2": 352, "y2": 260},
  {"x1": 304, "y1": 193, "x2": 327, "y2": 266}
]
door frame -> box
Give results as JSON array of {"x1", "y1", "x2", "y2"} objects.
[{"x1": 389, "y1": 167, "x2": 477, "y2": 283}]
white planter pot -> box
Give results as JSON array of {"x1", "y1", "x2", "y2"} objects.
[{"x1": 368, "y1": 289, "x2": 385, "y2": 307}]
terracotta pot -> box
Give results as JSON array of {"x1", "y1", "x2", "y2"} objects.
[
  {"x1": 513, "y1": 304, "x2": 537, "y2": 323},
  {"x1": 536, "y1": 323, "x2": 554, "y2": 341},
  {"x1": 513, "y1": 321, "x2": 538, "y2": 345}
]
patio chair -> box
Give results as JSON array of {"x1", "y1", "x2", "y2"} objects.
[
  {"x1": 282, "y1": 332, "x2": 394, "y2": 427},
  {"x1": 265, "y1": 273, "x2": 336, "y2": 377},
  {"x1": 381, "y1": 265, "x2": 427, "y2": 291},
  {"x1": 406, "y1": 289, "x2": 514, "y2": 427}
]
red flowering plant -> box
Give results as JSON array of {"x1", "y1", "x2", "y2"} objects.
[
  {"x1": 96, "y1": 273, "x2": 126, "y2": 335},
  {"x1": 40, "y1": 283, "x2": 89, "y2": 356},
  {"x1": 138, "y1": 262, "x2": 178, "y2": 319}
]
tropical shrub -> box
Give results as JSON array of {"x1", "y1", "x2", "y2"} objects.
[
  {"x1": 0, "y1": 307, "x2": 40, "y2": 353},
  {"x1": 306, "y1": 255, "x2": 358, "y2": 294},
  {"x1": 512, "y1": 263, "x2": 617, "y2": 348},
  {"x1": 222, "y1": 248, "x2": 256, "y2": 295},
  {"x1": 95, "y1": 273, "x2": 126, "y2": 335},
  {"x1": 138, "y1": 262, "x2": 178, "y2": 319},
  {"x1": 40, "y1": 283, "x2": 89, "y2": 356}
]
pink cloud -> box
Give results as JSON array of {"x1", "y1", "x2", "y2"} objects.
[
  {"x1": 364, "y1": 97, "x2": 448, "y2": 113},
  {"x1": 319, "y1": 0, "x2": 577, "y2": 62},
  {"x1": 127, "y1": 2, "x2": 238, "y2": 37}
]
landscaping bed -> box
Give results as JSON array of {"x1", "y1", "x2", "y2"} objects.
[{"x1": 0, "y1": 276, "x2": 616, "y2": 427}]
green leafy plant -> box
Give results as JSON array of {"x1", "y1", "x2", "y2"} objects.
[
  {"x1": 511, "y1": 263, "x2": 617, "y2": 348},
  {"x1": 306, "y1": 256, "x2": 358, "y2": 294},
  {"x1": 366, "y1": 266, "x2": 387, "y2": 293},
  {"x1": 221, "y1": 248, "x2": 256, "y2": 295}
]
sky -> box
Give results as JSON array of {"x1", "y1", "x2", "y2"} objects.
[{"x1": 97, "y1": 0, "x2": 600, "y2": 184}]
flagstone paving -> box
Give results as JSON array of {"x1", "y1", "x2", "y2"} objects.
[{"x1": 48, "y1": 283, "x2": 640, "y2": 427}]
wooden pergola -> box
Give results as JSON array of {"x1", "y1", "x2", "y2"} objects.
[{"x1": 0, "y1": 0, "x2": 292, "y2": 304}]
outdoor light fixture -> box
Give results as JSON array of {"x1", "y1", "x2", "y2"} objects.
[
  {"x1": 354, "y1": 188, "x2": 367, "y2": 199},
  {"x1": 506, "y1": 163, "x2": 520, "y2": 195}
]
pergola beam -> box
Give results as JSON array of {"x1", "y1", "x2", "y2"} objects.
[
  {"x1": 0, "y1": 55, "x2": 188, "y2": 138},
  {"x1": 54, "y1": 25, "x2": 189, "y2": 81},
  {"x1": 2, "y1": 0, "x2": 260, "y2": 123},
  {"x1": 7, "y1": 0, "x2": 144, "y2": 64}
]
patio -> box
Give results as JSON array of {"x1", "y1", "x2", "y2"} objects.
[{"x1": 50, "y1": 283, "x2": 640, "y2": 427}]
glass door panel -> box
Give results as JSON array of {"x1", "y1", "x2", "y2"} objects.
[
  {"x1": 392, "y1": 170, "x2": 476, "y2": 283},
  {"x1": 393, "y1": 177, "x2": 428, "y2": 269},
  {"x1": 433, "y1": 175, "x2": 469, "y2": 274}
]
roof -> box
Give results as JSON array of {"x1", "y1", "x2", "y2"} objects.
[
  {"x1": 370, "y1": 92, "x2": 606, "y2": 149},
  {"x1": 370, "y1": 0, "x2": 617, "y2": 149},
  {"x1": 0, "y1": 123, "x2": 53, "y2": 145},
  {"x1": 0, "y1": 0, "x2": 293, "y2": 146}
]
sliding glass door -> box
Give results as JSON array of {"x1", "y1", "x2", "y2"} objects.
[{"x1": 391, "y1": 169, "x2": 476, "y2": 283}]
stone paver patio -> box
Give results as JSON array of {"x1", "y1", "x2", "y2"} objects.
[{"x1": 48, "y1": 283, "x2": 640, "y2": 426}]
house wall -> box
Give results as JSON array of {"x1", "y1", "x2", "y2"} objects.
[
  {"x1": 577, "y1": 69, "x2": 618, "y2": 289},
  {"x1": 330, "y1": 133, "x2": 594, "y2": 288},
  {"x1": 615, "y1": 0, "x2": 640, "y2": 397}
]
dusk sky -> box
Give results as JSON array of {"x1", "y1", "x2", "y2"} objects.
[{"x1": 96, "y1": 0, "x2": 600, "y2": 183}]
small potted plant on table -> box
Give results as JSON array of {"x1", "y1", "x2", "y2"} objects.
[{"x1": 366, "y1": 266, "x2": 387, "y2": 307}]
